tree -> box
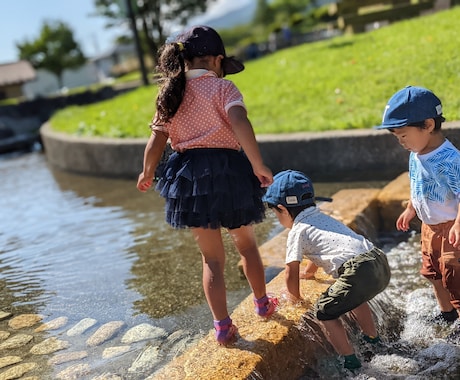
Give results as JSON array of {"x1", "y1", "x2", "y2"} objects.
[
  {"x1": 17, "y1": 21, "x2": 86, "y2": 89},
  {"x1": 93, "y1": 0, "x2": 216, "y2": 66},
  {"x1": 254, "y1": 0, "x2": 316, "y2": 27},
  {"x1": 253, "y1": 0, "x2": 273, "y2": 25}
]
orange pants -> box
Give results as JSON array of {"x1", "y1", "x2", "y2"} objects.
[{"x1": 421, "y1": 221, "x2": 460, "y2": 310}]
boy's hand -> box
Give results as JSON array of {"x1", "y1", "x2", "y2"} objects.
[
  {"x1": 396, "y1": 207, "x2": 416, "y2": 231},
  {"x1": 449, "y1": 222, "x2": 460, "y2": 248},
  {"x1": 300, "y1": 271, "x2": 315, "y2": 280},
  {"x1": 300, "y1": 261, "x2": 318, "y2": 280}
]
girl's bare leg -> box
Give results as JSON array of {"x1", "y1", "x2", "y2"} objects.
[
  {"x1": 228, "y1": 225, "x2": 266, "y2": 299},
  {"x1": 192, "y1": 227, "x2": 228, "y2": 321}
]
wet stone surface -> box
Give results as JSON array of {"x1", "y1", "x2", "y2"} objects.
[{"x1": 0, "y1": 312, "x2": 203, "y2": 379}]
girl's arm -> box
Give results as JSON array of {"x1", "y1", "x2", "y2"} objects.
[
  {"x1": 228, "y1": 105, "x2": 273, "y2": 187},
  {"x1": 137, "y1": 130, "x2": 168, "y2": 192}
]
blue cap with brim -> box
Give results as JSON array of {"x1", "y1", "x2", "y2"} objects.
[
  {"x1": 375, "y1": 86, "x2": 445, "y2": 129},
  {"x1": 263, "y1": 170, "x2": 332, "y2": 208}
]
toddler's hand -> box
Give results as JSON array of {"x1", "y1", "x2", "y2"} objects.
[{"x1": 300, "y1": 271, "x2": 315, "y2": 280}]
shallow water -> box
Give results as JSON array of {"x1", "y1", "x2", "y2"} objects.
[
  {"x1": 3, "y1": 151, "x2": 458, "y2": 379},
  {"x1": 299, "y1": 233, "x2": 460, "y2": 379}
]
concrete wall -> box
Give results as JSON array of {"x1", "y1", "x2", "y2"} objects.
[{"x1": 40, "y1": 121, "x2": 460, "y2": 182}]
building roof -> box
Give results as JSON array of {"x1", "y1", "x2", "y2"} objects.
[{"x1": 0, "y1": 60, "x2": 36, "y2": 87}]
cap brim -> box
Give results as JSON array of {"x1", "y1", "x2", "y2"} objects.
[
  {"x1": 315, "y1": 196, "x2": 333, "y2": 202},
  {"x1": 223, "y1": 57, "x2": 244, "y2": 75},
  {"x1": 374, "y1": 122, "x2": 406, "y2": 130}
]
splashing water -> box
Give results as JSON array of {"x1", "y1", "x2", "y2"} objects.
[{"x1": 298, "y1": 232, "x2": 460, "y2": 379}]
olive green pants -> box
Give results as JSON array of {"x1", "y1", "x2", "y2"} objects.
[{"x1": 316, "y1": 247, "x2": 391, "y2": 321}]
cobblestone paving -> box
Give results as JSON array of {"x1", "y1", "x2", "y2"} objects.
[{"x1": 0, "y1": 311, "x2": 203, "y2": 379}]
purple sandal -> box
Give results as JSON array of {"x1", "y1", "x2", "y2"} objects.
[
  {"x1": 214, "y1": 316, "x2": 238, "y2": 345},
  {"x1": 254, "y1": 295, "x2": 279, "y2": 318}
]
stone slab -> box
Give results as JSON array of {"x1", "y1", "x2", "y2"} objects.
[{"x1": 153, "y1": 182, "x2": 407, "y2": 379}]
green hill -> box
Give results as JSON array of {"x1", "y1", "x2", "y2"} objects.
[{"x1": 50, "y1": 6, "x2": 460, "y2": 137}]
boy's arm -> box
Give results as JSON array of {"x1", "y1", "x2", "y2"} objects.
[
  {"x1": 300, "y1": 261, "x2": 319, "y2": 279},
  {"x1": 448, "y1": 201, "x2": 460, "y2": 247},
  {"x1": 285, "y1": 261, "x2": 303, "y2": 301},
  {"x1": 396, "y1": 199, "x2": 416, "y2": 231}
]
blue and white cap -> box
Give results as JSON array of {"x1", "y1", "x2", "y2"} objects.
[
  {"x1": 263, "y1": 170, "x2": 332, "y2": 208},
  {"x1": 375, "y1": 86, "x2": 445, "y2": 129}
]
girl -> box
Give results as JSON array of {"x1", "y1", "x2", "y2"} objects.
[{"x1": 137, "y1": 25, "x2": 277, "y2": 345}]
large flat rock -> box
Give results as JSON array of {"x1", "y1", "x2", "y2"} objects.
[{"x1": 151, "y1": 179, "x2": 412, "y2": 379}]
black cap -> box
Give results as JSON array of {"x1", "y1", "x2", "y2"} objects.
[{"x1": 176, "y1": 25, "x2": 244, "y2": 75}]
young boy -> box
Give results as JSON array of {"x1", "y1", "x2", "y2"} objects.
[
  {"x1": 376, "y1": 85, "x2": 460, "y2": 323},
  {"x1": 263, "y1": 170, "x2": 391, "y2": 370}
]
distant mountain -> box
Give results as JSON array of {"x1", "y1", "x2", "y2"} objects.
[
  {"x1": 190, "y1": 0, "x2": 335, "y2": 30},
  {"x1": 192, "y1": 1, "x2": 257, "y2": 29}
]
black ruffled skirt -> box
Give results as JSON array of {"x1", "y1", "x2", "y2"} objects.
[{"x1": 155, "y1": 148, "x2": 266, "y2": 229}]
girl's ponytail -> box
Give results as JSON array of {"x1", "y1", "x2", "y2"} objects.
[{"x1": 155, "y1": 43, "x2": 187, "y2": 123}]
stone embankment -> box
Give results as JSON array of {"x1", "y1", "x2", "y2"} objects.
[
  {"x1": 0, "y1": 173, "x2": 411, "y2": 379},
  {"x1": 40, "y1": 121, "x2": 460, "y2": 182}
]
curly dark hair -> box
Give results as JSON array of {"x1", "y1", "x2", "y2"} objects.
[{"x1": 155, "y1": 43, "x2": 187, "y2": 124}]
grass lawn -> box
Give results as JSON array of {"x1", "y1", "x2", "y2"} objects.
[{"x1": 50, "y1": 6, "x2": 460, "y2": 138}]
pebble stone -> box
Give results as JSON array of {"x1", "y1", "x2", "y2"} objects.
[
  {"x1": 34, "y1": 316, "x2": 68, "y2": 333},
  {"x1": 29, "y1": 337, "x2": 70, "y2": 355},
  {"x1": 86, "y1": 321, "x2": 125, "y2": 347},
  {"x1": 128, "y1": 345, "x2": 160, "y2": 374},
  {"x1": 0, "y1": 312, "x2": 201, "y2": 379},
  {"x1": 66, "y1": 318, "x2": 97, "y2": 337},
  {"x1": 0, "y1": 334, "x2": 33, "y2": 350},
  {"x1": 121, "y1": 323, "x2": 167, "y2": 344},
  {"x1": 102, "y1": 346, "x2": 131, "y2": 359},
  {"x1": 8, "y1": 314, "x2": 42, "y2": 330},
  {"x1": 55, "y1": 363, "x2": 91, "y2": 379},
  {"x1": 0, "y1": 332, "x2": 10, "y2": 341},
  {"x1": 48, "y1": 351, "x2": 88, "y2": 366},
  {"x1": 0, "y1": 362, "x2": 37, "y2": 380},
  {"x1": 0, "y1": 356, "x2": 21, "y2": 370}
]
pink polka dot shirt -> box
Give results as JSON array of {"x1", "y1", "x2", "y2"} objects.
[{"x1": 150, "y1": 69, "x2": 246, "y2": 152}]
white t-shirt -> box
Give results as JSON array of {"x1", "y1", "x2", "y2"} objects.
[
  {"x1": 286, "y1": 207, "x2": 374, "y2": 278},
  {"x1": 409, "y1": 139, "x2": 460, "y2": 225}
]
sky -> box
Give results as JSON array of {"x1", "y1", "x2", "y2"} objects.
[{"x1": 0, "y1": 0, "x2": 251, "y2": 64}]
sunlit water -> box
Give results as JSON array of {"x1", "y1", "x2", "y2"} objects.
[
  {"x1": 299, "y1": 233, "x2": 460, "y2": 379},
  {"x1": 1, "y1": 151, "x2": 459, "y2": 378}
]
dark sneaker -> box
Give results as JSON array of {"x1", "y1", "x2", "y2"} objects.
[
  {"x1": 431, "y1": 309, "x2": 459, "y2": 324},
  {"x1": 344, "y1": 354, "x2": 362, "y2": 370},
  {"x1": 362, "y1": 334, "x2": 381, "y2": 344},
  {"x1": 361, "y1": 335, "x2": 387, "y2": 360}
]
